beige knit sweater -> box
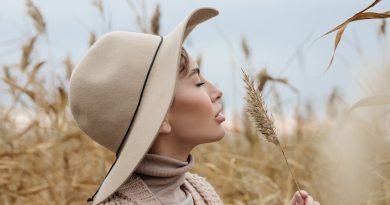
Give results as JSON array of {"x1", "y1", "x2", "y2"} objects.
[{"x1": 98, "y1": 153, "x2": 224, "y2": 205}]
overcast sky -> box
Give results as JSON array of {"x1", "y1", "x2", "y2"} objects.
[{"x1": 1, "y1": 0, "x2": 389, "y2": 124}]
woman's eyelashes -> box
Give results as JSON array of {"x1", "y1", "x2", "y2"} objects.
[
  {"x1": 195, "y1": 74, "x2": 205, "y2": 87},
  {"x1": 196, "y1": 82, "x2": 205, "y2": 87}
]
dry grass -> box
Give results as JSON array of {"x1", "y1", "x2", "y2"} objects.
[
  {"x1": 319, "y1": 0, "x2": 390, "y2": 71},
  {"x1": 1, "y1": 1, "x2": 390, "y2": 205}
]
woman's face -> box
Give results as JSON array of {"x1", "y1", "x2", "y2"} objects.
[{"x1": 164, "y1": 53, "x2": 225, "y2": 146}]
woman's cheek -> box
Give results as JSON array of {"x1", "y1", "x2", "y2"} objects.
[
  {"x1": 172, "y1": 86, "x2": 213, "y2": 123},
  {"x1": 188, "y1": 93, "x2": 213, "y2": 119}
]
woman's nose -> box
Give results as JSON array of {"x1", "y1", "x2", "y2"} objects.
[{"x1": 211, "y1": 85, "x2": 223, "y2": 103}]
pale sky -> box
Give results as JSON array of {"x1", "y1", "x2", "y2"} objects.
[{"x1": 1, "y1": 0, "x2": 389, "y2": 124}]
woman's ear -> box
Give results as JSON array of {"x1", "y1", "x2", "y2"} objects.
[{"x1": 158, "y1": 118, "x2": 171, "y2": 134}]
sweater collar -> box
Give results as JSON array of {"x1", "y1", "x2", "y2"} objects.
[
  {"x1": 134, "y1": 153, "x2": 194, "y2": 178},
  {"x1": 133, "y1": 153, "x2": 195, "y2": 205}
]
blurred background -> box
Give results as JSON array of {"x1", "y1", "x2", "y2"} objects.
[{"x1": 1, "y1": 0, "x2": 390, "y2": 204}]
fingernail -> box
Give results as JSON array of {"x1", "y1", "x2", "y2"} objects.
[
  {"x1": 300, "y1": 190, "x2": 308, "y2": 198},
  {"x1": 295, "y1": 194, "x2": 301, "y2": 204}
]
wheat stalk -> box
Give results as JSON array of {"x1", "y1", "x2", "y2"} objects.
[
  {"x1": 26, "y1": 0, "x2": 46, "y2": 35},
  {"x1": 240, "y1": 67, "x2": 303, "y2": 197}
]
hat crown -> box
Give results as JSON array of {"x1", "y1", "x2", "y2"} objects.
[{"x1": 69, "y1": 32, "x2": 162, "y2": 153}]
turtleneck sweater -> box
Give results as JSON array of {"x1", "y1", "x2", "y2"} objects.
[
  {"x1": 98, "y1": 152, "x2": 225, "y2": 205},
  {"x1": 133, "y1": 153, "x2": 195, "y2": 205}
]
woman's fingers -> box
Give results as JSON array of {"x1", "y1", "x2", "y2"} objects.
[
  {"x1": 305, "y1": 196, "x2": 321, "y2": 205},
  {"x1": 288, "y1": 191, "x2": 300, "y2": 205},
  {"x1": 288, "y1": 190, "x2": 320, "y2": 205},
  {"x1": 295, "y1": 191, "x2": 303, "y2": 205},
  {"x1": 289, "y1": 190, "x2": 306, "y2": 205},
  {"x1": 299, "y1": 190, "x2": 308, "y2": 199},
  {"x1": 305, "y1": 196, "x2": 314, "y2": 205}
]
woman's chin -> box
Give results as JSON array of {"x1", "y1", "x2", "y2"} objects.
[
  {"x1": 213, "y1": 128, "x2": 226, "y2": 141},
  {"x1": 195, "y1": 126, "x2": 225, "y2": 144}
]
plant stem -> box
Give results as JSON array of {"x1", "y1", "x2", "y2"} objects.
[{"x1": 277, "y1": 142, "x2": 304, "y2": 199}]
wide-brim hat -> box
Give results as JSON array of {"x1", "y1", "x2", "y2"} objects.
[{"x1": 68, "y1": 7, "x2": 219, "y2": 205}]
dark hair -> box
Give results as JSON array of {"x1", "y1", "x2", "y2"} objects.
[
  {"x1": 168, "y1": 47, "x2": 190, "y2": 111},
  {"x1": 179, "y1": 47, "x2": 190, "y2": 78}
]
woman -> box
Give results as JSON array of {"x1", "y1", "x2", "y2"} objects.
[{"x1": 68, "y1": 7, "x2": 320, "y2": 205}]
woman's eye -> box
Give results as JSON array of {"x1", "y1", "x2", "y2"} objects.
[{"x1": 196, "y1": 82, "x2": 205, "y2": 87}]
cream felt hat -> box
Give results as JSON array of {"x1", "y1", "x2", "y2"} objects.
[{"x1": 68, "y1": 7, "x2": 219, "y2": 205}]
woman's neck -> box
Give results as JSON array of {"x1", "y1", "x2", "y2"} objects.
[{"x1": 148, "y1": 134, "x2": 195, "y2": 162}]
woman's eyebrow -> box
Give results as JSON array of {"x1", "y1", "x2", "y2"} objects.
[{"x1": 187, "y1": 68, "x2": 200, "y2": 78}]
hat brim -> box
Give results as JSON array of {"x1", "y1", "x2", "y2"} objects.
[{"x1": 92, "y1": 7, "x2": 218, "y2": 205}]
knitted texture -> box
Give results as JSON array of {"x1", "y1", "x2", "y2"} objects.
[
  {"x1": 184, "y1": 172, "x2": 224, "y2": 205},
  {"x1": 97, "y1": 172, "x2": 224, "y2": 205},
  {"x1": 98, "y1": 192, "x2": 137, "y2": 205}
]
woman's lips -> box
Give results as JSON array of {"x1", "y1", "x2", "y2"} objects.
[{"x1": 215, "y1": 113, "x2": 225, "y2": 123}]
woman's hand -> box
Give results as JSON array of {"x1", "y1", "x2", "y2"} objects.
[{"x1": 288, "y1": 190, "x2": 320, "y2": 205}]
